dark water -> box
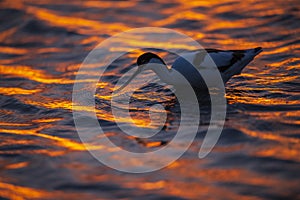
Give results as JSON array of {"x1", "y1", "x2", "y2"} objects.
[{"x1": 0, "y1": 0, "x2": 300, "y2": 199}]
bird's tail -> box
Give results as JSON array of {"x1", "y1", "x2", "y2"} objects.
[
  {"x1": 252, "y1": 47, "x2": 263, "y2": 56},
  {"x1": 223, "y1": 47, "x2": 263, "y2": 82}
]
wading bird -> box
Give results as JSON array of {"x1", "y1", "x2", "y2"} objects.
[{"x1": 115, "y1": 47, "x2": 262, "y2": 92}]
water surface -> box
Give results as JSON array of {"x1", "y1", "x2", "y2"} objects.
[{"x1": 0, "y1": 0, "x2": 299, "y2": 199}]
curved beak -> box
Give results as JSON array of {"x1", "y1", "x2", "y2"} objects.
[{"x1": 114, "y1": 67, "x2": 142, "y2": 93}]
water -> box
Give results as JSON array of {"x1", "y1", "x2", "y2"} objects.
[{"x1": 0, "y1": 0, "x2": 300, "y2": 199}]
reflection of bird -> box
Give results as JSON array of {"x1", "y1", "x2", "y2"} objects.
[{"x1": 115, "y1": 47, "x2": 262, "y2": 92}]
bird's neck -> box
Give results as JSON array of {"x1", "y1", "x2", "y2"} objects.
[{"x1": 149, "y1": 58, "x2": 174, "y2": 84}]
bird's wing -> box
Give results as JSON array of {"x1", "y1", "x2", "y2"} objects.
[
  {"x1": 174, "y1": 47, "x2": 261, "y2": 74},
  {"x1": 191, "y1": 49, "x2": 246, "y2": 72}
]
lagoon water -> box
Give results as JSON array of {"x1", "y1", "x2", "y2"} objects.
[{"x1": 0, "y1": 0, "x2": 299, "y2": 199}]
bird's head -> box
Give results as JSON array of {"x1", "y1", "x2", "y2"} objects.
[
  {"x1": 137, "y1": 52, "x2": 166, "y2": 69},
  {"x1": 114, "y1": 52, "x2": 166, "y2": 93}
]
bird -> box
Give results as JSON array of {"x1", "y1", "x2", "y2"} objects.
[{"x1": 114, "y1": 47, "x2": 262, "y2": 92}]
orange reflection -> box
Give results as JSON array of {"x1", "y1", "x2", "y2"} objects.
[
  {"x1": 0, "y1": 125, "x2": 102, "y2": 152},
  {"x1": 5, "y1": 162, "x2": 28, "y2": 170},
  {"x1": 82, "y1": 1, "x2": 136, "y2": 9},
  {"x1": 0, "y1": 65, "x2": 73, "y2": 84},
  {"x1": 226, "y1": 94, "x2": 299, "y2": 105},
  {"x1": 126, "y1": 180, "x2": 165, "y2": 190},
  {"x1": 137, "y1": 139, "x2": 166, "y2": 148},
  {"x1": 0, "y1": 181, "x2": 48, "y2": 200},
  {"x1": 0, "y1": 47, "x2": 27, "y2": 55},
  {"x1": 0, "y1": 181, "x2": 98, "y2": 199},
  {"x1": 0, "y1": 27, "x2": 18, "y2": 43},
  {"x1": 254, "y1": 146, "x2": 300, "y2": 162},
  {"x1": 0, "y1": 87, "x2": 41, "y2": 96},
  {"x1": 32, "y1": 118, "x2": 63, "y2": 123},
  {"x1": 26, "y1": 7, "x2": 129, "y2": 34},
  {"x1": 0, "y1": 122, "x2": 31, "y2": 126},
  {"x1": 0, "y1": 0, "x2": 298, "y2": 199}
]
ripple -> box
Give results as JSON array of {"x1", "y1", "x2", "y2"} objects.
[{"x1": 0, "y1": 0, "x2": 299, "y2": 199}]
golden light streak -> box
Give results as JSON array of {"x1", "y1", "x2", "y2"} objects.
[
  {"x1": 32, "y1": 118, "x2": 63, "y2": 123},
  {"x1": 5, "y1": 162, "x2": 28, "y2": 170},
  {"x1": 0, "y1": 87, "x2": 41, "y2": 96},
  {"x1": 0, "y1": 122, "x2": 31, "y2": 126},
  {"x1": 0, "y1": 126, "x2": 103, "y2": 151},
  {"x1": 0, "y1": 65, "x2": 73, "y2": 84},
  {"x1": 0, "y1": 181, "x2": 48, "y2": 200},
  {"x1": 26, "y1": 7, "x2": 130, "y2": 34}
]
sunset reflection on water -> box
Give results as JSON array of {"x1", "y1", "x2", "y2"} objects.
[{"x1": 0, "y1": 0, "x2": 299, "y2": 199}]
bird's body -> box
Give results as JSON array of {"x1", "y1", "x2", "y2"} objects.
[{"x1": 115, "y1": 47, "x2": 262, "y2": 92}]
